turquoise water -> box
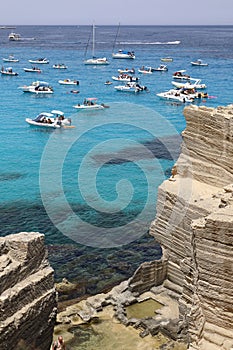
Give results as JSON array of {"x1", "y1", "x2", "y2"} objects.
[{"x1": 0, "y1": 25, "x2": 232, "y2": 295}]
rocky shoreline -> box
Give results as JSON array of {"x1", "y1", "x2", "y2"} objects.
[{"x1": 54, "y1": 278, "x2": 187, "y2": 350}]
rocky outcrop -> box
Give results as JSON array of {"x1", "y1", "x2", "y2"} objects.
[
  {"x1": 149, "y1": 105, "x2": 233, "y2": 349},
  {"x1": 128, "y1": 251, "x2": 168, "y2": 294},
  {"x1": 0, "y1": 232, "x2": 57, "y2": 350}
]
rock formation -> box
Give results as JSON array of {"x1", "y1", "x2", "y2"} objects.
[
  {"x1": 149, "y1": 105, "x2": 233, "y2": 349},
  {"x1": 0, "y1": 232, "x2": 57, "y2": 350}
]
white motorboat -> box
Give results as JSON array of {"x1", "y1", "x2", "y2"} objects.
[
  {"x1": 27, "y1": 83, "x2": 53, "y2": 94},
  {"x1": 2, "y1": 55, "x2": 19, "y2": 62},
  {"x1": 23, "y1": 67, "x2": 42, "y2": 73},
  {"x1": 161, "y1": 57, "x2": 173, "y2": 62},
  {"x1": 117, "y1": 68, "x2": 135, "y2": 74},
  {"x1": 73, "y1": 97, "x2": 109, "y2": 110},
  {"x1": 28, "y1": 58, "x2": 49, "y2": 64},
  {"x1": 18, "y1": 81, "x2": 53, "y2": 93},
  {"x1": 58, "y1": 79, "x2": 79, "y2": 85},
  {"x1": 25, "y1": 110, "x2": 72, "y2": 129},
  {"x1": 112, "y1": 74, "x2": 139, "y2": 82},
  {"x1": 138, "y1": 66, "x2": 153, "y2": 74},
  {"x1": 157, "y1": 88, "x2": 197, "y2": 103},
  {"x1": 114, "y1": 82, "x2": 148, "y2": 93},
  {"x1": 172, "y1": 70, "x2": 191, "y2": 80},
  {"x1": 151, "y1": 64, "x2": 168, "y2": 72},
  {"x1": 171, "y1": 79, "x2": 207, "y2": 90},
  {"x1": 8, "y1": 32, "x2": 21, "y2": 41},
  {"x1": 1, "y1": 66, "x2": 18, "y2": 76},
  {"x1": 52, "y1": 63, "x2": 68, "y2": 69},
  {"x1": 112, "y1": 50, "x2": 135, "y2": 59},
  {"x1": 191, "y1": 59, "x2": 208, "y2": 66},
  {"x1": 84, "y1": 24, "x2": 109, "y2": 65}
]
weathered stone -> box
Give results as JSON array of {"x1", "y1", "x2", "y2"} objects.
[
  {"x1": 0, "y1": 232, "x2": 57, "y2": 350},
  {"x1": 150, "y1": 104, "x2": 233, "y2": 349}
]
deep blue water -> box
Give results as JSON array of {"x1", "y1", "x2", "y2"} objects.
[{"x1": 0, "y1": 25, "x2": 233, "y2": 297}]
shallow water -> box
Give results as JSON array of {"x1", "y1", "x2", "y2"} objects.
[
  {"x1": 67, "y1": 320, "x2": 170, "y2": 350},
  {"x1": 126, "y1": 298, "x2": 162, "y2": 319}
]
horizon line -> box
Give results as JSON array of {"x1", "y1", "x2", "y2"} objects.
[{"x1": 1, "y1": 23, "x2": 233, "y2": 26}]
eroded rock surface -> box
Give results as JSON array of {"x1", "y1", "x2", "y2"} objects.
[
  {"x1": 150, "y1": 105, "x2": 233, "y2": 349},
  {"x1": 0, "y1": 232, "x2": 57, "y2": 350}
]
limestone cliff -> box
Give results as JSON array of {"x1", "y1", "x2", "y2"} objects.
[
  {"x1": 0, "y1": 232, "x2": 57, "y2": 350},
  {"x1": 150, "y1": 105, "x2": 233, "y2": 350}
]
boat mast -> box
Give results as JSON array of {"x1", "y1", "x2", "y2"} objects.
[
  {"x1": 92, "y1": 22, "x2": 95, "y2": 58},
  {"x1": 84, "y1": 27, "x2": 92, "y2": 59},
  {"x1": 112, "y1": 22, "x2": 120, "y2": 54}
]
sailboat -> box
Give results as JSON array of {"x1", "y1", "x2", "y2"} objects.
[
  {"x1": 84, "y1": 24, "x2": 109, "y2": 65},
  {"x1": 112, "y1": 23, "x2": 135, "y2": 59}
]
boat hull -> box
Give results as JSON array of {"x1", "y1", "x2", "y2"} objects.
[
  {"x1": 3, "y1": 58, "x2": 19, "y2": 63},
  {"x1": 73, "y1": 104, "x2": 104, "y2": 110},
  {"x1": 27, "y1": 88, "x2": 53, "y2": 94},
  {"x1": 115, "y1": 86, "x2": 138, "y2": 92},
  {"x1": 112, "y1": 76, "x2": 139, "y2": 82},
  {"x1": 1, "y1": 71, "x2": 18, "y2": 76},
  {"x1": 172, "y1": 81, "x2": 206, "y2": 89},
  {"x1": 84, "y1": 59, "x2": 109, "y2": 65},
  {"x1": 191, "y1": 61, "x2": 208, "y2": 66},
  {"x1": 157, "y1": 90, "x2": 195, "y2": 103},
  {"x1": 161, "y1": 58, "x2": 173, "y2": 62},
  {"x1": 52, "y1": 65, "x2": 67, "y2": 69},
  {"x1": 58, "y1": 80, "x2": 79, "y2": 85},
  {"x1": 25, "y1": 118, "x2": 60, "y2": 128},
  {"x1": 138, "y1": 69, "x2": 152, "y2": 74},
  {"x1": 28, "y1": 59, "x2": 49, "y2": 64},
  {"x1": 23, "y1": 68, "x2": 41, "y2": 73},
  {"x1": 112, "y1": 53, "x2": 135, "y2": 59}
]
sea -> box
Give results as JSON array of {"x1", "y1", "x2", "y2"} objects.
[{"x1": 0, "y1": 25, "x2": 233, "y2": 298}]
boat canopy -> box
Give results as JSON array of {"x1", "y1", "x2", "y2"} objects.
[
  {"x1": 34, "y1": 112, "x2": 53, "y2": 122},
  {"x1": 37, "y1": 81, "x2": 50, "y2": 86},
  {"x1": 51, "y1": 110, "x2": 64, "y2": 116},
  {"x1": 87, "y1": 97, "x2": 98, "y2": 101}
]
